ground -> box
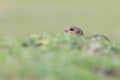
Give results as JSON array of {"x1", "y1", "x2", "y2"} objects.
[{"x1": 0, "y1": 34, "x2": 120, "y2": 80}]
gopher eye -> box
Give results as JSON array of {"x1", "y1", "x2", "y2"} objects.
[{"x1": 69, "y1": 28, "x2": 74, "y2": 31}]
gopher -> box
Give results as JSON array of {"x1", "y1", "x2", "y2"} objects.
[{"x1": 63, "y1": 26, "x2": 110, "y2": 42}]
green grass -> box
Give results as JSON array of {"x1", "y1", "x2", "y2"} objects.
[
  {"x1": 0, "y1": 34, "x2": 120, "y2": 80},
  {"x1": 0, "y1": 1, "x2": 120, "y2": 79}
]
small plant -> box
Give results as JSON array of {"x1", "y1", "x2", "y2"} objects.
[{"x1": 0, "y1": 34, "x2": 120, "y2": 80}]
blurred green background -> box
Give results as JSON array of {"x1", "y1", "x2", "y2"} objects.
[{"x1": 0, "y1": 0, "x2": 120, "y2": 41}]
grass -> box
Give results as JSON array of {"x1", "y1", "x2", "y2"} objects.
[
  {"x1": 0, "y1": 33, "x2": 120, "y2": 80},
  {"x1": 0, "y1": 1, "x2": 120, "y2": 79}
]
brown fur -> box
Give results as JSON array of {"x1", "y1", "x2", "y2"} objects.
[{"x1": 63, "y1": 26, "x2": 110, "y2": 42}]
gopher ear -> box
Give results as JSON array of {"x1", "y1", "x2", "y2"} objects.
[{"x1": 81, "y1": 30, "x2": 84, "y2": 35}]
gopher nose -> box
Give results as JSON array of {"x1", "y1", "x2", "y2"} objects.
[{"x1": 63, "y1": 29, "x2": 68, "y2": 33}]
